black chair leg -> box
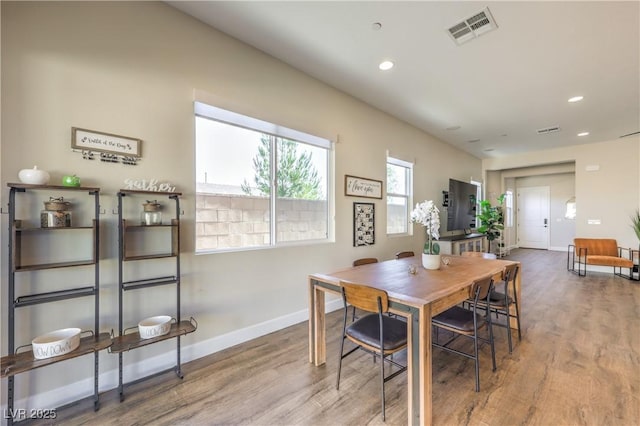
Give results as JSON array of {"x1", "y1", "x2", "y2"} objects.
[
  {"x1": 505, "y1": 292, "x2": 513, "y2": 354},
  {"x1": 488, "y1": 315, "x2": 497, "y2": 372},
  {"x1": 380, "y1": 348, "x2": 386, "y2": 421},
  {"x1": 512, "y1": 280, "x2": 522, "y2": 341},
  {"x1": 473, "y1": 333, "x2": 480, "y2": 392},
  {"x1": 336, "y1": 310, "x2": 348, "y2": 390}
]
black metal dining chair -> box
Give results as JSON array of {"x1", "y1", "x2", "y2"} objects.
[
  {"x1": 336, "y1": 281, "x2": 407, "y2": 421},
  {"x1": 353, "y1": 257, "x2": 379, "y2": 266},
  {"x1": 482, "y1": 263, "x2": 521, "y2": 353},
  {"x1": 395, "y1": 251, "x2": 415, "y2": 259},
  {"x1": 349, "y1": 258, "x2": 379, "y2": 321},
  {"x1": 432, "y1": 275, "x2": 496, "y2": 392}
]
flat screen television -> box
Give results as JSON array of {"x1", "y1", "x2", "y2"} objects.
[{"x1": 446, "y1": 178, "x2": 479, "y2": 232}]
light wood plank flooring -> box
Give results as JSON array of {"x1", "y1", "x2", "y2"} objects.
[{"x1": 21, "y1": 249, "x2": 640, "y2": 425}]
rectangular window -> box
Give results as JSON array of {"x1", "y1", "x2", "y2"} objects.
[
  {"x1": 386, "y1": 156, "x2": 413, "y2": 235},
  {"x1": 195, "y1": 102, "x2": 332, "y2": 253},
  {"x1": 505, "y1": 190, "x2": 514, "y2": 227}
]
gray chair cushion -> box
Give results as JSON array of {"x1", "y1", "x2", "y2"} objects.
[
  {"x1": 346, "y1": 313, "x2": 407, "y2": 351},
  {"x1": 489, "y1": 290, "x2": 512, "y2": 305},
  {"x1": 432, "y1": 306, "x2": 485, "y2": 332}
]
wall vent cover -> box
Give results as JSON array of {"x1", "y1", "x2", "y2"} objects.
[
  {"x1": 536, "y1": 126, "x2": 561, "y2": 135},
  {"x1": 447, "y1": 7, "x2": 498, "y2": 45}
]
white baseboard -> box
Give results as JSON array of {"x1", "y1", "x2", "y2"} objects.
[
  {"x1": 511, "y1": 245, "x2": 568, "y2": 252},
  {"x1": 1, "y1": 298, "x2": 344, "y2": 415}
]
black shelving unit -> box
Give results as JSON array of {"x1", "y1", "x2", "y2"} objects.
[
  {"x1": 2, "y1": 183, "x2": 109, "y2": 425},
  {"x1": 112, "y1": 189, "x2": 196, "y2": 402}
]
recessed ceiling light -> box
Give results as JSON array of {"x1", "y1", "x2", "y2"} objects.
[
  {"x1": 577, "y1": 132, "x2": 589, "y2": 137},
  {"x1": 379, "y1": 61, "x2": 394, "y2": 71},
  {"x1": 372, "y1": 22, "x2": 382, "y2": 31},
  {"x1": 568, "y1": 96, "x2": 584, "y2": 103}
]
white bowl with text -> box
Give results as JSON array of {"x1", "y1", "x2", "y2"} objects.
[
  {"x1": 138, "y1": 315, "x2": 173, "y2": 339},
  {"x1": 32, "y1": 328, "x2": 81, "y2": 360}
]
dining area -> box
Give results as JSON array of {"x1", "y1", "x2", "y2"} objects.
[
  {"x1": 308, "y1": 252, "x2": 522, "y2": 426},
  {"x1": 25, "y1": 248, "x2": 638, "y2": 425}
]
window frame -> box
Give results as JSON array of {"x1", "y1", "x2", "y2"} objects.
[
  {"x1": 194, "y1": 101, "x2": 334, "y2": 254},
  {"x1": 386, "y1": 155, "x2": 414, "y2": 236},
  {"x1": 505, "y1": 190, "x2": 515, "y2": 226}
]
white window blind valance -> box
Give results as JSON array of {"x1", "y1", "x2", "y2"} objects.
[{"x1": 194, "y1": 101, "x2": 331, "y2": 150}]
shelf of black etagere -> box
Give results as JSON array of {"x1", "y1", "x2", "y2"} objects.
[
  {"x1": 4, "y1": 183, "x2": 104, "y2": 423},
  {"x1": 122, "y1": 276, "x2": 179, "y2": 291},
  {"x1": 1, "y1": 332, "x2": 112, "y2": 378},
  {"x1": 14, "y1": 286, "x2": 97, "y2": 307},
  {"x1": 109, "y1": 318, "x2": 197, "y2": 353},
  {"x1": 121, "y1": 219, "x2": 179, "y2": 260},
  {"x1": 115, "y1": 189, "x2": 195, "y2": 402}
]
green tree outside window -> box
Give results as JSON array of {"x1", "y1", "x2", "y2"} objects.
[{"x1": 241, "y1": 135, "x2": 322, "y2": 200}]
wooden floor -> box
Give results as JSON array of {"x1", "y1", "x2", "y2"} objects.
[{"x1": 23, "y1": 249, "x2": 640, "y2": 425}]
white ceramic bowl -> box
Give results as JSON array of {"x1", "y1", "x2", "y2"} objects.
[
  {"x1": 32, "y1": 328, "x2": 81, "y2": 360},
  {"x1": 138, "y1": 315, "x2": 172, "y2": 339},
  {"x1": 18, "y1": 166, "x2": 50, "y2": 185}
]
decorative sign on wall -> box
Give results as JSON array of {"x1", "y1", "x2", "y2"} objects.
[
  {"x1": 72, "y1": 127, "x2": 142, "y2": 165},
  {"x1": 345, "y1": 175, "x2": 383, "y2": 199},
  {"x1": 124, "y1": 179, "x2": 176, "y2": 193},
  {"x1": 353, "y1": 202, "x2": 375, "y2": 247}
]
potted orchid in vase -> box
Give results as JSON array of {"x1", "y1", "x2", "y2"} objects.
[{"x1": 411, "y1": 200, "x2": 441, "y2": 269}]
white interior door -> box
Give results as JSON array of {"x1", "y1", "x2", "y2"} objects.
[{"x1": 517, "y1": 186, "x2": 550, "y2": 249}]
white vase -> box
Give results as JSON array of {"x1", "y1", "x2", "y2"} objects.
[{"x1": 422, "y1": 253, "x2": 441, "y2": 270}]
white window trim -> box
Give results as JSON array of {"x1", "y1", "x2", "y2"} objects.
[
  {"x1": 386, "y1": 155, "x2": 414, "y2": 236},
  {"x1": 194, "y1": 102, "x2": 335, "y2": 253},
  {"x1": 195, "y1": 102, "x2": 331, "y2": 149}
]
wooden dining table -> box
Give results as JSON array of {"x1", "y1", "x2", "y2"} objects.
[{"x1": 308, "y1": 255, "x2": 521, "y2": 426}]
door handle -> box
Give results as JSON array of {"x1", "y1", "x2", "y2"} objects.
[{"x1": 544, "y1": 218, "x2": 548, "y2": 228}]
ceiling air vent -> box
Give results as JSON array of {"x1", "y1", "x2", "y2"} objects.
[
  {"x1": 536, "y1": 126, "x2": 561, "y2": 135},
  {"x1": 447, "y1": 7, "x2": 498, "y2": 45}
]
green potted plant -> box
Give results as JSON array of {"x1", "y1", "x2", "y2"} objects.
[
  {"x1": 631, "y1": 209, "x2": 640, "y2": 243},
  {"x1": 476, "y1": 194, "x2": 505, "y2": 254}
]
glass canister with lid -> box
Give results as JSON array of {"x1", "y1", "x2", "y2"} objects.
[
  {"x1": 41, "y1": 197, "x2": 72, "y2": 227},
  {"x1": 141, "y1": 200, "x2": 162, "y2": 226}
]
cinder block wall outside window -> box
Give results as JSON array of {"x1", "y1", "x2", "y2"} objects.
[{"x1": 196, "y1": 194, "x2": 327, "y2": 251}]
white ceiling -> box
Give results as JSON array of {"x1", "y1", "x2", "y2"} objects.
[{"x1": 169, "y1": 1, "x2": 640, "y2": 159}]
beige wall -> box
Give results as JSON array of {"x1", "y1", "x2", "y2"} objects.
[
  {"x1": 483, "y1": 137, "x2": 640, "y2": 249},
  {"x1": 1, "y1": 1, "x2": 482, "y2": 404}
]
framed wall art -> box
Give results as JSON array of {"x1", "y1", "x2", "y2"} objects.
[
  {"x1": 72, "y1": 127, "x2": 142, "y2": 158},
  {"x1": 345, "y1": 175, "x2": 383, "y2": 199},
  {"x1": 353, "y1": 202, "x2": 375, "y2": 247}
]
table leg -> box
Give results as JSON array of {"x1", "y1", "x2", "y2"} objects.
[
  {"x1": 309, "y1": 280, "x2": 326, "y2": 366},
  {"x1": 419, "y1": 304, "x2": 432, "y2": 426},
  {"x1": 308, "y1": 278, "x2": 315, "y2": 364},
  {"x1": 405, "y1": 309, "x2": 414, "y2": 424}
]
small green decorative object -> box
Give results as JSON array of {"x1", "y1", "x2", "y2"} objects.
[{"x1": 62, "y1": 174, "x2": 81, "y2": 187}]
